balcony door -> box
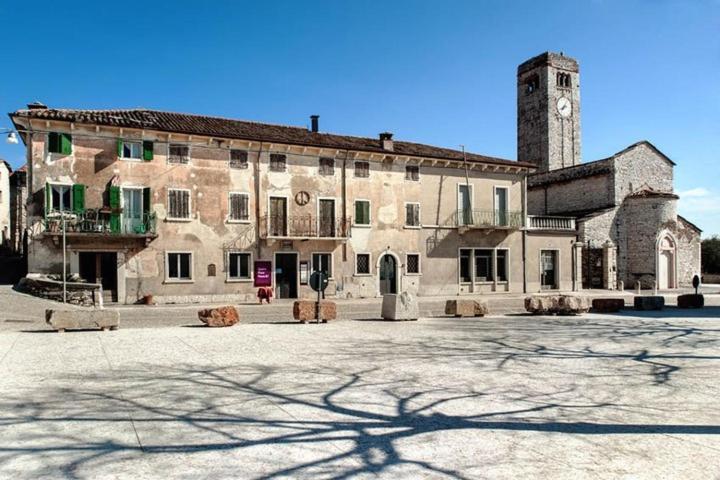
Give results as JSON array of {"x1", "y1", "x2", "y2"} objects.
[
  {"x1": 495, "y1": 187, "x2": 508, "y2": 226},
  {"x1": 318, "y1": 199, "x2": 335, "y2": 237},
  {"x1": 269, "y1": 196, "x2": 287, "y2": 236},
  {"x1": 122, "y1": 188, "x2": 143, "y2": 234},
  {"x1": 458, "y1": 184, "x2": 473, "y2": 226}
]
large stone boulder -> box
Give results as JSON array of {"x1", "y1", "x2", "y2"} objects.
[
  {"x1": 445, "y1": 299, "x2": 488, "y2": 317},
  {"x1": 46, "y1": 309, "x2": 119, "y2": 332},
  {"x1": 293, "y1": 300, "x2": 337, "y2": 323},
  {"x1": 198, "y1": 306, "x2": 240, "y2": 327},
  {"x1": 677, "y1": 294, "x2": 704, "y2": 309},
  {"x1": 381, "y1": 293, "x2": 419, "y2": 321},
  {"x1": 525, "y1": 295, "x2": 590, "y2": 315},
  {"x1": 591, "y1": 298, "x2": 625, "y2": 313},
  {"x1": 633, "y1": 296, "x2": 665, "y2": 311}
]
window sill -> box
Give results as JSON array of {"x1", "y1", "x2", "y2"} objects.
[
  {"x1": 352, "y1": 224, "x2": 371, "y2": 228},
  {"x1": 119, "y1": 157, "x2": 142, "y2": 162},
  {"x1": 164, "y1": 279, "x2": 194, "y2": 284},
  {"x1": 403, "y1": 225, "x2": 422, "y2": 230},
  {"x1": 354, "y1": 273, "x2": 373, "y2": 277},
  {"x1": 226, "y1": 278, "x2": 253, "y2": 283},
  {"x1": 165, "y1": 217, "x2": 192, "y2": 223},
  {"x1": 227, "y1": 219, "x2": 252, "y2": 224},
  {"x1": 405, "y1": 273, "x2": 422, "y2": 276}
]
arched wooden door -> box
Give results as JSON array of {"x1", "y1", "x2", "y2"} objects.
[{"x1": 379, "y1": 254, "x2": 397, "y2": 295}]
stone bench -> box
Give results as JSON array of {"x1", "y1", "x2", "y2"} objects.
[
  {"x1": 677, "y1": 294, "x2": 704, "y2": 309},
  {"x1": 591, "y1": 298, "x2": 625, "y2": 313},
  {"x1": 525, "y1": 295, "x2": 590, "y2": 315},
  {"x1": 633, "y1": 296, "x2": 665, "y2": 311},
  {"x1": 293, "y1": 300, "x2": 337, "y2": 323},
  {"x1": 381, "y1": 293, "x2": 419, "y2": 321},
  {"x1": 46, "y1": 309, "x2": 119, "y2": 332},
  {"x1": 445, "y1": 299, "x2": 488, "y2": 317},
  {"x1": 198, "y1": 306, "x2": 240, "y2": 327}
]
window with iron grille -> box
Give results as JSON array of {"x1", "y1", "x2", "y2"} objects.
[
  {"x1": 356, "y1": 253, "x2": 370, "y2": 275},
  {"x1": 168, "y1": 189, "x2": 190, "y2": 219},
  {"x1": 167, "y1": 252, "x2": 192, "y2": 280},
  {"x1": 405, "y1": 165, "x2": 419, "y2": 181},
  {"x1": 228, "y1": 193, "x2": 249, "y2": 221},
  {"x1": 168, "y1": 144, "x2": 190, "y2": 164},
  {"x1": 270, "y1": 154, "x2": 286, "y2": 172},
  {"x1": 406, "y1": 254, "x2": 420, "y2": 274},
  {"x1": 312, "y1": 253, "x2": 332, "y2": 278},
  {"x1": 319, "y1": 157, "x2": 335, "y2": 175},
  {"x1": 228, "y1": 252, "x2": 251, "y2": 280},
  {"x1": 354, "y1": 161, "x2": 369, "y2": 178},
  {"x1": 230, "y1": 149, "x2": 248, "y2": 169},
  {"x1": 405, "y1": 203, "x2": 420, "y2": 227}
]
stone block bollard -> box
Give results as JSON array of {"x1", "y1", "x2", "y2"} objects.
[
  {"x1": 633, "y1": 296, "x2": 665, "y2": 311},
  {"x1": 381, "y1": 293, "x2": 419, "y2": 321},
  {"x1": 525, "y1": 295, "x2": 590, "y2": 315},
  {"x1": 198, "y1": 306, "x2": 240, "y2": 327},
  {"x1": 46, "y1": 309, "x2": 119, "y2": 332},
  {"x1": 445, "y1": 299, "x2": 489, "y2": 317},
  {"x1": 677, "y1": 294, "x2": 704, "y2": 309},
  {"x1": 293, "y1": 300, "x2": 337, "y2": 323},
  {"x1": 591, "y1": 298, "x2": 625, "y2": 313}
]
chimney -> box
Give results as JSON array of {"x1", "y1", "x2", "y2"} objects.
[
  {"x1": 27, "y1": 101, "x2": 47, "y2": 110},
  {"x1": 310, "y1": 115, "x2": 319, "y2": 133},
  {"x1": 379, "y1": 132, "x2": 394, "y2": 151}
]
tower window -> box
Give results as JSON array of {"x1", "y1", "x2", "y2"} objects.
[
  {"x1": 525, "y1": 74, "x2": 540, "y2": 94},
  {"x1": 557, "y1": 72, "x2": 571, "y2": 88}
]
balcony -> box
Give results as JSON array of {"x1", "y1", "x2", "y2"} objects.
[
  {"x1": 527, "y1": 215, "x2": 576, "y2": 231},
  {"x1": 451, "y1": 209, "x2": 524, "y2": 232},
  {"x1": 43, "y1": 209, "x2": 157, "y2": 245},
  {"x1": 260, "y1": 215, "x2": 351, "y2": 240}
]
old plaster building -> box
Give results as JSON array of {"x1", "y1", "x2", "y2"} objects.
[
  {"x1": 0, "y1": 159, "x2": 10, "y2": 247},
  {"x1": 9, "y1": 103, "x2": 578, "y2": 304},
  {"x1": 519, "y1": 52, "x2": 702, "y2": 289}
]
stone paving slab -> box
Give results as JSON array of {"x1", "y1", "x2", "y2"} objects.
[{"x1": 1, "y1": 310, "x2": 719, "y2": 479}]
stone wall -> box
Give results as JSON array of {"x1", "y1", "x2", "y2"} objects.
[
  {"x1": 528, "y1": 172, "x2": 613, "y2": 215},
  {"x1": 612, "y1": 142, "x2": 674, "y2": 203},
  {"x1": 676, "y1": 217, "x2": 702, "y2": 287}
]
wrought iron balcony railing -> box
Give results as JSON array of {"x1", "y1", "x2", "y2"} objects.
[
  {"x1": 260, "y1": 215, "x2": 351, "y2": 239},
  {"x1": 43, "y1": 209, "x2": 157, "y2": 236},
  {"x1": 526, "y1": 215, "x2": 576, "y2": 231},
  {"x1": 451, "y1": 209, "x2": 524, "y2": 229}
]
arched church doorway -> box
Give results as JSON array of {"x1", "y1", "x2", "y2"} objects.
[
  {"x1": 379, "y1": 254, "x2": 398, "y2": 295},
  {"x1": 657, "y1": 234, "x2": 676, "y2": 289}
]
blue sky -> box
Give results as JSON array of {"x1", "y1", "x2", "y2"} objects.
[{"x1": 1, "y1": 0, "x2": 718, "y2": 234}]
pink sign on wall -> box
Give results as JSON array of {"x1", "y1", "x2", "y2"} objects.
[{"x1": 254, "y1": 261, "x2": 272, "y2": 287}]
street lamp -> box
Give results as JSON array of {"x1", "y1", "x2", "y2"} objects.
[{"x1": 1, "y1": 128, "x2": 19, "y2": 144}]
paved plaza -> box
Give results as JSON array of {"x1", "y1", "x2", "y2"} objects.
[{"x1": 0, "y1": 288, "x2": 719, "y2": 479}]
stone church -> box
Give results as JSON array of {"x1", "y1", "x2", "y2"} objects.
[{"x1": 519, "y1": 52, "x2": 701, "y2": 289}]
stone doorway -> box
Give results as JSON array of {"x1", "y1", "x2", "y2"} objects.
[
  {"x1": 657, "y1": 235, "x2": 676, "y2": 289},
  {"x1": 582, "y1": 248, "x2": 604, "y2": 289},
  {"x1": 78, "y1": 251, "x2": 118, "y2": 303},
  {"x1": 379, "y1": 254, "x2": 397, "y2": 295}
]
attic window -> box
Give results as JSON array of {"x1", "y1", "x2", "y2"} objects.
[
  {"x1": 230, "y1": 149, "x2": 248, "y2": 169},
  {"x1": 525, "y1": 74, "x2": 540, "y2": 94},
  {"x1": 557, "y1": 72, "x2": 571, "y2": 88}
]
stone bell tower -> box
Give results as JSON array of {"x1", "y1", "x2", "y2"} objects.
[{"x1": 517, "y1": 52, "x2": 581, "y2": 172}]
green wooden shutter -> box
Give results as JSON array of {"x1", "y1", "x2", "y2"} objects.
[
  {"x1": 117, "y1": 139, "x2": 123, "y2": 157},
  {"x1": 363, "y1": 202, "x2": 370, "y2": 224},
  {"x1": 355, "y1": 202, "x2": 362, "y2": 223},
  {"x1": 109, "y1": 186, "x2": 121, "y2": 233},
  {"x1": 72, "y1": 184, "x2": 85, "y2": 213},
  {"x1": 60, "y1": 134, "x2": 72, "y2": 155},
  {"x1": 142, "y1": 141, "x2": 154, "y2": 161},
  {"x1": 44, "y1": 182, "x2": 51, "y2": 218}
]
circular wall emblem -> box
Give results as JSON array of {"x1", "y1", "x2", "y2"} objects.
[{"x1": 295, "y1": 191, "x2": 310, "y2": 206}]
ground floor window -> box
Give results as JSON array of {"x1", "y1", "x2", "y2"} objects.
[
  {"x1": 496, "y1": 250, "x2": 508, "y2": 282},
  {"x1": 459, "y1": 248, "x2": 509, "y2": 283},
  {"x1": 228, "y1": 252, "x2": 251, "y2": 280},
  {"x1": 166, "y1": 252, "x2": 192, "y2": 281},
  {"x1": 406, "y1": 253, "x2": 420, "y2": 274},
  {"x1": 474, "y1": 249, "x2": 493, "y2": 281},
  {"x1": 460, "y1": 249, "x2": 472, "y2": 282},
  {"x1": 312, "y1": 253, "x2": 332, "y2": 278},
  {"x1": 355, "y1": 253, "x2": 371, "y2": 275}
]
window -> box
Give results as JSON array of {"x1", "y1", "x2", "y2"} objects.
[
  {"x1": 121, "y1": 141, "x2": 142, "y2": 160},
  {"x1": 168, "y1": 189, "x2": 190, "y2": 219},
  {"x1": 228, "y1": 252, "x2": 251, "y2": 280},
  {"x1": 406, "y1": 253, "x2": 420, "y2": 274},
  {"x1": 459, "y1": 249, "x2": 472, "y2": 283},
  {"x1": 356, "y1": 253, "x2": 371, "y2": 275},
  {"x1": 270, "y1": 154, "x2": 286, "y2": 172},
  {"x1": 405, "y1": 203, "x2": 420, "y2": 227},
  {"x1": 168, "y1": 144, "x2": 189, "y2": 164},
  {"x1": 48, "y1": 132, "x2": 72, "y2": 155},
  {"x1": 525, "y1": 74, "x2": 540, "y2": 94},
  {"x1": 354, "y1": 200, "x2": 370, "y2": 226},
  {"x1": 405, "y1": 165, "x2": 420, "y2": 181},
  {"x1": 557, "y1": 72, "x2": 571, "y2": 88},
  {"x1": 167, "y1": 252, "x2": 192, "y2": 281},
  {"x1": 230, "y1": 150, "x2": 248, "y2": 169},
  {"x1": 312, "y1": 253, "x2": 332, "y2": 278},
  {"x1": 228, "y1": 193, "x2": 249, "y2": 221},
  {"x1": 354, "y1": 161, "x2": 369, "y2": 178},
  {"x1": 319, "y1": 157, "x2": 335, "y2": 175},
  {"x1": 474, "y1": 249, "x2": 493, "y2": 282},
  {"x1": 496, "y1": 250, "x2": 508, "y2": 282},
  {"x1": 50, "y1": 184, "x2": 72, "y2": 211}
]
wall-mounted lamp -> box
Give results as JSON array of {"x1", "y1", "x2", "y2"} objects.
[{"x1": 6, "y1": 132, "x2": 18, "y2": 144}]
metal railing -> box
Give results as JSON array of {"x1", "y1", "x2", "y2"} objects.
[
  {"x1": 44, "y1": 209, "x2": 157, "y2": 235},
  {"x1": 527, "y1": 215, "x2": 576, "y2": 231},
  {"x1": 451, "y1": 209, "x2": 524, "y2": 229},
  {"x1": 260, "y1": 215, "x2": 351, "y2": 239}
]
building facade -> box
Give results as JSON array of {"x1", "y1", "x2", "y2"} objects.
[
  {"x1": 0, "y1": 160, "x2": 10, "y2": 247},
  {"x1": 10, "y1": 106, "x2": 577, "y2": 304},
  {"x1": 520, "y1": 52, "x2": 702, "y2": 289}
]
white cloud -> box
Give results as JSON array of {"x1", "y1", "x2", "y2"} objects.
[{"x1": 679, "y1": 187, "x2": 710, "y2": 198}]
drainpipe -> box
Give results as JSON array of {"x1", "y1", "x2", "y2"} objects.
[
  {"x1": 341, "y1": 150, "x2": 348, "y2": 262},
  {"x1": 522, "y1": 172, "x2": 528, "y2": 294},
  {"x1": 255, "y1": 142, "x2": 264, "y2": 260}
]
